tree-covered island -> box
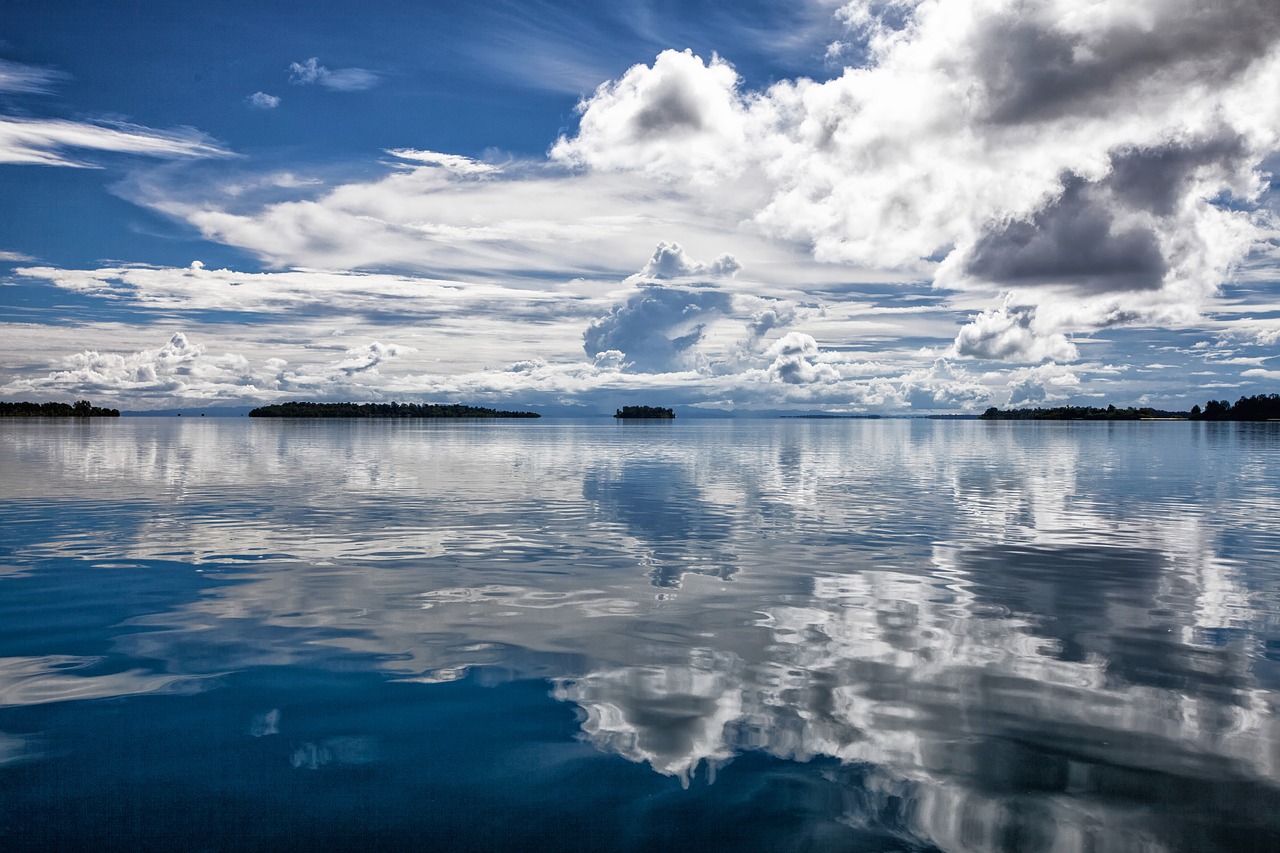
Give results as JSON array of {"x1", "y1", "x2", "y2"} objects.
[
  {"x1": 248, "y1": 401, "x2": 539, "y2": 418},
  {"x1": 0, "y1": 400, "x2": 120, "y2": 417},
  {"x1": 980, "y1": 404, "x2": 1180, "y2": 420},
  {"x1": 982, "y1": 393, "x2": 1280, "y2": 421},
  {"x1": 614, "y1": 405, "x2": 675, "y2": 419}
]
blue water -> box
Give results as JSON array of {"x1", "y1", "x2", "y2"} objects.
[{"x1": 1, "y1": 418, "x2": 1278, "y2": 852}]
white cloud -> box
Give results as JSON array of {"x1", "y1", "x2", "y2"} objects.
[
  {"x1": 550, "y1": 49, "x2": 752, "y2": 182},
  {"x1": 288, "y1": 57, "x2": 378, "y2": 92},
  {"x1": 247, "y1": 91, "x2": 280, "y2": 109},
  {"x1": 387, "y1": 149, "x2": 499, "y2": 175},
  {"x1": 332, "y1": 341, "x2": 415, "y2": 374},
  {"x1": 951, "y1": 303, "x2": 1079, "y2": 363},
  {"x1": 584, "y1": 285, "x2": 734, "y2": 373},
  {"x1": 139, "y1": 0, "x2": 1280, "y2": 378},
  {"x1": 549, "y1": 0, "x2": 1280, "y2": 339},
  {"x1": 0, "y1": 117, "x2": 228, "y2": 167},
  {"x1": 1004, "y1": 362, "x2": 1082, "y2": 407},
  {"x1": 756, "y1": 333, "x2": 841, "y2": 385},
  {"x1": 0, "y1": 251, "x2": 34, "y2": 263},
  {"x1": 0, "y1": 332, "x2": 420, "y2": 405},
  {"x1": 633, "y1": 240, "x2": 741, "y2": 281},
  {"x1": 0, "y1": 59, "x2": 66, "y2": 95}
]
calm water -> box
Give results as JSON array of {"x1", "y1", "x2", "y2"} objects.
[{"x1": 1, "y1": 418, "x2": 1279, "y2": 852}]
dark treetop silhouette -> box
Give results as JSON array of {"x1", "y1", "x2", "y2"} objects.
[
  {"x1": 982, "y1": 394, "x2": 1280, "y2": 421},
  {"x1": 248, "y1": 402, "x2": 539, "y2": 418},
  {"x1": 613, "y1": 406, "x2": 675, "y2": 419},
  {"x1": 0, "y1": 400, "x2": 120, "y2": 417}
]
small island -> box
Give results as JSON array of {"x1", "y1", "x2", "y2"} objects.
[
  {"x1": 0, "y1": 400, "x2": 120, "y2": 417},
  {"x1": 248, "y1": 401, "x2": 539, "y2": 418},
  {"x1": 614, "y1": 405, "x2": 675, "y2": 419}
]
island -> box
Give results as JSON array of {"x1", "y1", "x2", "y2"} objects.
[
  {"x1": 248, "y1": 401, "x2": 539, "y2": 418},
  {"x1": 614, "y1": 405, "x2": 675, "y2": 419},
  {"x1": 980, "y1": 404, "x2": 1181, "y2": 420},
  {"x1": 981, "y1": 393, "x2": 1280, "y2": 421},
  {"x1": 0, "y1": 400, "x2": 120, "y2": 417}
]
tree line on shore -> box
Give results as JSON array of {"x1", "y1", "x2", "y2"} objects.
[
  {"x1": 982, "y1": 393, "x2": 1280, "y2": 421},
  {"x1": 248, "y1": 401, "x2": 540, "y2": 418},
  {"x1": 0, "y1": 400, "x2": 120, "y2": 417}
]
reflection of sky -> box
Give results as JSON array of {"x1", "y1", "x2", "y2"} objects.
[{"x1": 2, "y1": 419, "x2": 1280, "y2": 850}]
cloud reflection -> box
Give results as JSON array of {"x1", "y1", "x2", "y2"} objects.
[{"x1": 3, "y1": 419, "x2": 1279, "y2": 849}]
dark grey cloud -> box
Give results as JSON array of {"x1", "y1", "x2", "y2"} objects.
[
  {"x1": 583, "y1": 286, "x2": 733, "y2": 372},
  {"x1": 975, "y1": 0, "x2": 1280, "y2": 125},
  {"x1": 964, "y1": 176, "x2": 1166, "y2": 293},
  {"x1": 630, "y1": 75, "x2": 708, "y2": 136},
  {"x1": 1107, "y1": 134, "x2": 1251, "y2": 217},
  {"x1": 963, "y1": 132, "x2": 1259, "y2": 295}
]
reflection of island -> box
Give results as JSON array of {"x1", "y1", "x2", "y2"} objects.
[
  {"x1": 248, "y1": 401, "x2": 539, "y2": 418},
  {"x1": 614, "y1": 406, "x2": 674, "y2": 419},
  {"x1": 0, "y1": 400, "x2": 120, "y2": 417}
]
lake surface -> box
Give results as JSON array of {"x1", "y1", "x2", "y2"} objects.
[{"x1": 1, "y1": 418, "x2": 1278, "y2": 852}]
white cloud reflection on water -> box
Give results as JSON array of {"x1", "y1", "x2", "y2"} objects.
[{"x1": 2, "y1": 418, "x2": 1279, "y2": 850}]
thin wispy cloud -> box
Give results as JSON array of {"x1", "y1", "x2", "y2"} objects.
[
  {"x1": 0, "y1": 117, "x2": 229, "y2": 167},
  {"x1": 287, "y1": 57, "x2": 378, "y2": 92},
  {"x1": 0, "y1": 59, "x2": 67, "y2": 94}
]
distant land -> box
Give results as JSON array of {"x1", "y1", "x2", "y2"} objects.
[
  {"x1": 248, "y1": 402, "x2": 540, "y2": 418},
  {"x1": 0, "y1": 400, "x2": 120, "y2": 417},
  {"x1": 982, "y1": 393, "x2": 1280, "y2": 421},
  {"x1": 614, "y1": 406, "x2": 675, "y2": 419},
  {"x1": 981, "y1": 405, "x2": 1184, "y2": 420}
]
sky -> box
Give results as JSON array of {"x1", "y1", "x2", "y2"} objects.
[{"x1": 1, "y1": 0, "x2": 1278, "y2": 414}]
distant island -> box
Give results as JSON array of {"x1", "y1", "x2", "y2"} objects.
[
  {"x1": 981, "y1": 404, "x2": 1182, "y2": 420},
  {"x1": 248, "y1": 402, "x2": 539, "y2": 418},
  {"x1": 614, "y1": 405, "x2": 675, "y2": 419},
  {"x1": 0, "y1": 400, "x2": 120, "y2": 417},
  {"x1": 982, "y1": 393, "x2": 1280, "y2": 421}
]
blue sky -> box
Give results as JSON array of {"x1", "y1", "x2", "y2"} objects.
[{"x1": 2, "y1": 0, "x2": 1278, "y2": 413}]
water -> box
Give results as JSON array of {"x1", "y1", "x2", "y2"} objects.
[{"x1": 1, "y1": 418, "x2": 1278, "y2": 852}]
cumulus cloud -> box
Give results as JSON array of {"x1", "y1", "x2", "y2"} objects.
[
  {"x1": 332, "y1": 341, "x2": 414, "y2": 375},
  {"x1": 246, "y1": 92, "x2": 280, "y2": 109},
  {"x1": 549, "y1": 0, "x2": 1280, "y2": 341},
  {"x1": 951, "y1": 303, "x2": 1078, "y2": 363},
  {"x1": 0, "y1": 332, "x2": 418, "y2": 405},
  {"x1": 634, "y1": 241, "x2": 741, "y2": 281},
  {"x1": 750, "y1": 333, "x2": 840, "y2": 385},
  {"x1": 1005, "y1": 362, "x2": 1082, "y2": 407},
  {"x1": 0, "y1": 117, "x2": 228, "y2": 167},
  {"x1": 745, "y1": 300, "x2": 798, "y2": 339},
  {"x1": 584, "y1": 285, "x2": 734, "y2": 373},
  {"x1": 288, "y1": 57, "x2": 378, "y2": 92},
  {"x1": 550, "y1": 49, "x2": 752, "y2": 181},
  {"x1": 1, "y1": 332, "x2": 230, "y2": 399}
]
